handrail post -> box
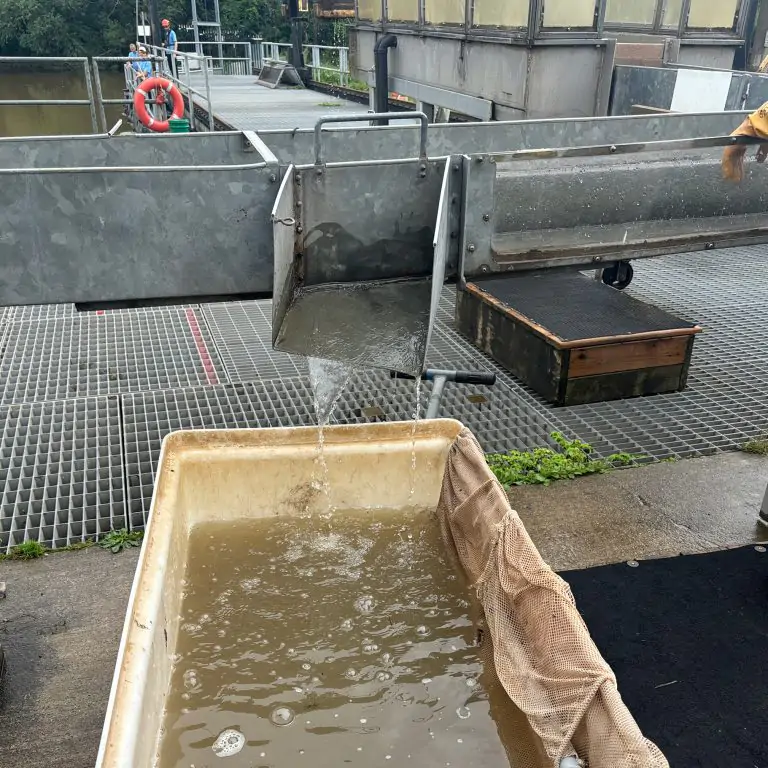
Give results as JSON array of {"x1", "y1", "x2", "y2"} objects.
[
  {"x1": 90, "y1": 59, "x2": 108, "y2": 133},
  {"x1": 83, "y1": 58, "x2": 99, "y2": 134}
]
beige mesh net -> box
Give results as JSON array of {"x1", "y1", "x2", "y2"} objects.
[{"x1": 436, "y1": 428, "x2": 669, "y2": 768}]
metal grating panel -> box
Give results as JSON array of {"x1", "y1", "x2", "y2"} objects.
[
  {"x1": 202, "y1": 300, "x2": 308, "y2": 382},
  {"x1": 0, "y1": 308, "x2": 227, "y2": 404},
  {"x1": 122, "y1": 382, "x2": 317, "y2": 529},
  {"x1": 0, "y1": 396, "x2": 124, "y2": 553}
]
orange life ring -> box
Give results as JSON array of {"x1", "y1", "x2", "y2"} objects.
[{"x1": 133, "y1": 77, "x2": 185, "y2": 133}]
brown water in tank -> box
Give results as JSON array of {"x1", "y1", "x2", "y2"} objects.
[{"x1": 157, "y1": 510, "x2": 512, "y2": 768}]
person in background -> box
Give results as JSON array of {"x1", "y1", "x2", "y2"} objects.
[
  {"x1": 162, "y1": 19, "x2": 178, "y2": 79},
  {"x1": 126, "y1": 42, "x2": 140, "y2": 79},
  {"x1": 722, "y1": 100, "x2": 768, "y2": 182},
  {"x1": 135, "y1": 45, "x2": 153, "y2": 81}
]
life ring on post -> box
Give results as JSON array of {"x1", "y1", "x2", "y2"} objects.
[{"x1": 132, "y1": 77, "x2": 185, "y2": 133}]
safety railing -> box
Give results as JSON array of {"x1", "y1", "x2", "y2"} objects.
[
  {"x1": 0, "y1": 56, "x2": 99, "y2": 133},
  {"x1": 177, "y1": 40, "x2": 254, "y2": 76},
  {"x1": 146, "y1": 45, "x2": 215, "y2": 130},
  {"x1": 91, "y1": 55, "x2": 169, "y2": 133},
  {"x1": 260, "y1": 41, "x2": 350, "y2": 86}
]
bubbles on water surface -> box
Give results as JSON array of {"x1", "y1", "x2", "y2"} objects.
[
  {"x1": 416, "y1": 625, "x2": 430, "y2": 637},
  {"x1": 456, "y1": 706, "x2": 471, "y2": 720},
  {"x1": 270, "y1": 706, "x2": 296, "y2": 727},
  {"x1": 465, "y1": 677, "x2": 477, "y2": 688},
  {"x1": 354, "y1": 596, "x2": 375, "y2": 614},
  {"x1": 182, "y1": 670, "x2": 199, "y2": 690},
  {"x1": 301, "y1": 663, "x2": 311, "y2": 671},
  {"x1": 211, "y1": 729, "x2": 245, "y2": 758},
  {"x1": 345, "y1": 668, "x2": 357, "y2": 679},
  {"x1": 376, "y1": 671, "x2": 391, "y2": 682}
]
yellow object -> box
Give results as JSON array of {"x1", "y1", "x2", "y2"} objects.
[{"x1": 722, "y1": 102, "x2": 768, "y2": 182}]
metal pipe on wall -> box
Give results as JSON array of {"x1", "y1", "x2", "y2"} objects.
[{"x1": 374, "y1": 34, "x2": 398, "y2": 126}]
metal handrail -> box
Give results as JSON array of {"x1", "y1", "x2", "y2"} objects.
[
  {"x1": 0, "y1": 56, "x2": 98, "y2": 133},
  {"x1": 487, "y1": 133, "x2": 768, "y2": 163},
  {"x1": 0, "y1": 159, "x2": 273, "y2": 175}
]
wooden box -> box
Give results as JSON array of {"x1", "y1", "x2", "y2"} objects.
[{"x1": 456, "y1": 272, "x2": 701, "y2": 407}]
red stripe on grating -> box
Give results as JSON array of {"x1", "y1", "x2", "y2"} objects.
[{"x1": 185, "y1": 308, "x2": 219, "y2": 386}]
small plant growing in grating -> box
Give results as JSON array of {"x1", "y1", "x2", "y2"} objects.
[
  {"x1": 4, "y1": 540, "x2": 48, "y2": 560},
  {"x1": 487, "y1": 432, "x2": 639, "y2": 488},
  {"x1": 743, "y1": 438, "x2": 768, "y2": 456},
  {"x1": 100, "y1": 529, "x2": 144, "y2": 554}
]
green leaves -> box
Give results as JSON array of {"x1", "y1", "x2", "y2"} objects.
[
  {"x1": 99, "y1": 529, "x2": 144, "y2": 554},
  {"x1": 487, "y1": 432, "x2": 640, "y2": 488}
]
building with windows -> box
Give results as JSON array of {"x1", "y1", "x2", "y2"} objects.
[{"x1": 350, "y1": 0, "x2": 757, "y2": 119}]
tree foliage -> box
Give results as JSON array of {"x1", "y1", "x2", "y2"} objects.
[{"x1": 0, "y1": 0, "x2": 293, "y2": 57}]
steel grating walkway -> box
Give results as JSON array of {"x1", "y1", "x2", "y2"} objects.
[{"x1": 1, "y1": 245, "x2": 767, "y2": 551}]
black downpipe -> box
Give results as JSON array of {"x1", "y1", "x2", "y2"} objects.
[{"x1": 374, "y1": 34, "x2": 397, "y2": 126}]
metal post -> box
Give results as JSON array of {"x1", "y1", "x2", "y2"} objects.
[
  {"x1": 190, "y1": 0, "x2": 202, "y2": 57},
  {"x1": 312, "y1": 45, "x2": 321, "y2": 80},
  {"x1": 83, "y1": 59, "x2": 99, "y2": 134},
  {"x1": 213, "y1": 0, "x2": 224, "y2": 70},
  {"x1": 340, "y1": 46, "x2": 349, "y2": 87},
  {"x1": 204, "y1": 58, "x2": 214, "y2": 131},
  {"x1": 425, "y1": 375, "x2": 448, "y2": 419},
  {"x1": 184, "y1": 53, "x2": 195, "y2": 130},
  {"x1": 90, "y1": 59, "x2": 108, "y2": 133}
]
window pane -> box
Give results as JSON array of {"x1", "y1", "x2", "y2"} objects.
[
  {"x1": 605, "y1": 0, "x2": 656, "y2": 25},
  {"x1": 688, "y1": 0, "x2": 738, "y2": 28},
  {"x1": 387, "y1": 0, "x2": 419, "y2": 21},
  {"x1": 473, "y1": 0, "x2": 530, "y2": 28},
  {"x1": 426, "y1": 0, "x2": 465, "y2": 25},
  {"x1": 357, "y1": 0, "x2": 381, "y2": 21},
  {"x1": 662, "y1": 0, "x2": 684, "y2": 27},
  {"x1": 543, "y1": 0, "x2": 596, "y2": 27}
]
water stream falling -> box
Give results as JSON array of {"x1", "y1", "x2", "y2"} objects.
[
  {"x1": 308, "y1": 357, "x2": 353, "y2": 513},
  {"x1": 409, "y1": 377, "x2": 422, "y2": 501}
]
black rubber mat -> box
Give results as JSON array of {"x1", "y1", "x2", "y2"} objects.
[
  {"x1": 471, "y1": 271, "x2": 697, "y2": 342},
  {"x1": 562, "y1": 546, "x2": 768, "y2": 768}
]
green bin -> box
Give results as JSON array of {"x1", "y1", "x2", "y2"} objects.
[{"x1": 168, "y1": 118, "x2": 190, "y2": 134}]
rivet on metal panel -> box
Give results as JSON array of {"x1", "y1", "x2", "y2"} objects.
[
  {"x1": 269, "y1": 174, "x2": 277, "y2": 183},
  {"x1": 482, "y1": 214, "x2": 490, "y2": 222},
  {"x1": 467, "y1": 244, "x2": 476, "y2": 253},
  {"x1": 453, "y1": 164, "x2": 460, "y2": 172},
  {"x1": 475, "y1": 156, "x2": 484, "y2": 164},
  {"x1": 479, "y1": 265, "x2": 490, "y2": 273},
  {"x1": 296, "y1": 226, "x2": 304, "y2": 234},
  {"x1": 316, "y1": 168, "x2": 324, "y2": 176},
  {"x1": 610, "y1": 145, "x2": 617, "y2": 153}
]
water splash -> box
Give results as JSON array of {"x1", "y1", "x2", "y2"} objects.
[{"x1": 308, "y1": 357, "x2": 353, "y2": 512}]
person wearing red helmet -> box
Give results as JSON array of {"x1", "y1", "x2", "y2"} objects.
[{"x1": 161, "y1": 18, "x2": 178, "y2": 79}]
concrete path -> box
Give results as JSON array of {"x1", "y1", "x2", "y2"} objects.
[{"x1": 0, "y1": 452, "x2": 766, "y2": 767}]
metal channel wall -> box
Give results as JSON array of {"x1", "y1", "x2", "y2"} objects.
[{"x1": 0, "y1": 110, "x2": 757, "y2": 307}]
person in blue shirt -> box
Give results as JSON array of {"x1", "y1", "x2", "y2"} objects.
[
  {"x1": 135, "y1": 46, "x2": 153, "y2": 81},
  {"x1": 162, "y1": 19, "x2": 178, "y2": 79}
]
